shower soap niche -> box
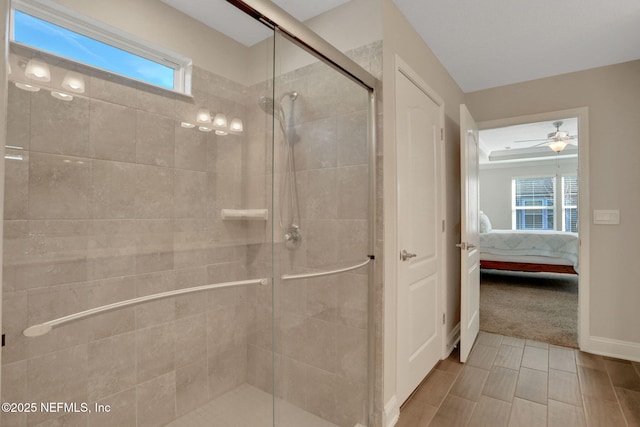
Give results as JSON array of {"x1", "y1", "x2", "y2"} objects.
[{"x1": 221, "y1": 209, "x2": 268, "y2": 221}]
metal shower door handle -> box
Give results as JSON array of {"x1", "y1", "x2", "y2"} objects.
[{"x1": 401, "y1": 249, "x2": 417, "y2": 261}]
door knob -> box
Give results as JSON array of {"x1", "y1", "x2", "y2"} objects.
[{"x1": 401, "y1": 249, "x2": 417, "y2": 261}]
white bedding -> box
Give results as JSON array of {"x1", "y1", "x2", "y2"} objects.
[{"x1": 479, "y1": 229, "x2": 579, "y2": 270}]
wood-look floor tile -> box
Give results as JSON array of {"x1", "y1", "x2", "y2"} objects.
[
  {"x1": 508, "y1": 397, "x2": 547, "y2": 427},
  {"x1": 549, "y1": 368, "x2": 582, "y2": 407},
  {"x1": 549, "y1": 346, "x2": 577, "y2": 373},
  {"x1": 526, "y1": 339, "x2": 549, "y2": 349},
  {"x1": 603, "y1": 355, "x2": 632, "y2": 364},
  {"x1": 522, "y1": 346, "x2": 549, "y2": 372},
  {"x1": 494, "y1": 344, "x2": 524, "y2": 371},
  {"x1": 501, "y1": 336, "x2": 526, "y2": 348},
  {"x1": 575, "y1": 351, "x2": 606, "y2": 371},
  {"x1": 577, "y1": 365, "x2": 617, "y2": 402},
  {"x1": 482, "y1": 366, "x2": 518, "y2": 403},
  {"x1": 397, "y1": 401, "x2": 438, "y2": 427},
  {"x1": 515, "y1": 367, "x2": 548, "y2": 405},
  {"x1": 582, "y1": 395, "x2": 626, "y2": 427},
  {"x1": 548, "y1": 399, "x2": 586, "y2": 427},
  {"x1": 615, "y1": 387, "x2": 640, "y2": 427},
  {"x1": 604, "y1": 359, "x2": 640, "y2": 391},
  {"x1": 467, "y1": 344, "x2": 499, "y2": 370},
  {"x1": 427, "y1": 395, "x2": 475, "y2": 427},
  {"x1": 477, "y1": 332, "x2": 503, "y2": 348},
  {"x1": 450, "y1": 366, "x2": 490, "y2": 402},
  {"x1": 411, "y1": 369, "x2": 458, "y2": 407},
  {"x1": 468, "y1": 395, "x2": 511, "y2": 427},
  {"x1": 435, "y1": 351, "x2": 464, "y2": 375}
]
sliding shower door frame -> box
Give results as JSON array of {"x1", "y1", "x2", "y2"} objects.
[{"x1": 227, "y1": 1, "x2": 379, "y2": 425}]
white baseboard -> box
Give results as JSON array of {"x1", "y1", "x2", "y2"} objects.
[
  {"x1": 445, "y1": 322, "x2": 461, "y2": 357},
  {"x1": 583, "y1": 335, "x2": 640, "y2": 362},
  {"x1": 384, "y1": 396, "x2": 399, "y2": 427}
]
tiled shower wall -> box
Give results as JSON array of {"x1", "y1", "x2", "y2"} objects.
[
  {"x1": 1, "y1": 46, "x2": 264, "y2": 427},
  {"x1": 246, "y1": 41, "x2": 383, "y2": 427},
  {"x1": 1, "y1": 39, "x2": 382, "y2": 427}
]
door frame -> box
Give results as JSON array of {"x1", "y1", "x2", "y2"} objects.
[
  {"x1": 383, "y1": 54, "x2": 447, "y2": 421},
  {"x1": 476, "y1": 107, "x2": 590, "y2": 348}
]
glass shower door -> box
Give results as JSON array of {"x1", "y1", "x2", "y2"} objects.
[{"x1": 270, "y1": 29, "x2": 373, "y2": 427}]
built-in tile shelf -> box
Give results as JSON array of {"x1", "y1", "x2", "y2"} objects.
[{"x1": 220, "y1": 209, "x2": 268, "y2": 220}]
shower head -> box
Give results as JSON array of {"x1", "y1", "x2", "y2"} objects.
[
  {"x1": 258, "y1": 96, "x2": 276, "y2": 116},
  {"x1": 258, "y1": 91, "x2": 298, "y2": 116}
]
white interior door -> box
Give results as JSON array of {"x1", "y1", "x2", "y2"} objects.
[
  {"x1": 459, "y1": 104, "x2": 481, "y2": 363},
  {"x1": 396, "y1": 66, "x2": 443, "y2": 404}
]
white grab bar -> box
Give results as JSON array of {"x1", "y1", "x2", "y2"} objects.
[
  {"x1": 281, "y1": 257, "x2": 372, "y2": 282},
  {"x1": 23, "y1": 277, "x2": 270, "y2": 338}
]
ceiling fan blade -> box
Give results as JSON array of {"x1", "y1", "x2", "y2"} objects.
[{"x1": 513, "y1": 138, "x2": 547, "y2": 143}]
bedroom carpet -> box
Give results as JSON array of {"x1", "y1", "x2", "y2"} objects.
[{"x1": 480, "y1": 270, "x2": 578, "y2": 348}]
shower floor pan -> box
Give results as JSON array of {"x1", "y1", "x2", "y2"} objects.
[{"x1": 166, "y1": 383, "x2": 338, "y2": 427}]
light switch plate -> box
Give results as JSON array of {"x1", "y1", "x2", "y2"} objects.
[{"x1": 593, "y1": 210, "x2": 620, "y2": 225}]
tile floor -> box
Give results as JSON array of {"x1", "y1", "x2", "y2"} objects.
[{"x1": 397, "y1": 332, "x2": 640, "y2": 427}]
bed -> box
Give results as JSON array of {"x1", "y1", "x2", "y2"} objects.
[{"x1": 478, "y1": 212, "x2": 579, "y2": 274}]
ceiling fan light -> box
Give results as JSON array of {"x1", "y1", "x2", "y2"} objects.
[{"x1": 548, "y1": 140, "x2": 569, "y2": 152}]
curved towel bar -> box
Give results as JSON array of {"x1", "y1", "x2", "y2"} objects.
[
  {"x1": 23, "y1": 277, "x2": 270, "y2": 338},
  {"x1": 281, "y1": 257, "x2": 372, "y2": 282}
]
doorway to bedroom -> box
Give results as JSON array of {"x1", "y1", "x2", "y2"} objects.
[{"x1": 475, "y1": 110, "x2": 587, "y2": 349}]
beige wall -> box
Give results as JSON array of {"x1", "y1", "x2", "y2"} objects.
[
  {"x1": 466, "y1": 60, "x2": 640, "y2": 350},
  {"x1": 381, "y1": 0, "x2": 464, "y2": 419}
]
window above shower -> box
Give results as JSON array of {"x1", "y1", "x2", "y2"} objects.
[{"x1": 9, "y1": 0, "x2": 193, "y2": 95}]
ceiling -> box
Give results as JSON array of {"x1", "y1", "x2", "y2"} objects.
[
  {"x1": 392, "y1": 0, "x2": 640, "y2": 92},
  {"x1": 161, "y1": 0, "x2": 350, "y2": 46},
  {"x1": 164, "y1": 0, "x2": 640, "y2": 92},
  {"x1": 479, "y1": 118, "x2": 578, "y2": 164}
]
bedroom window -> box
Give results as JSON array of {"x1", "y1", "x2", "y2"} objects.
[
  {"x1": 10, "y1": 0, "x2": 192, "y2": 94},
  {"x1": 562, "y1": 175, "x2": 579, "y2": 232},
  {"x1": 512, "y1": 177, "x2": 556, "y2": 230}
]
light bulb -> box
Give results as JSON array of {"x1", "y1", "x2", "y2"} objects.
[
  {"x1": 215, "y1": 130, "x2": 228, "y2": 136},
  {"x1": 229, "y1": 118, "x2": 243, "y2": 133},
  {"x1": 51, "y1": 91, "x2": 74, "y2": 101},
  {"x1": 198, "y1": 126, "x2": 213, "y2": 132},
  {"x1": 196, "y1": 108, "x2": 211, "y2": 124},
  {"x1": 213, "y1": 113, "x2": 228, "y2": 129},
  {"x1": 25, "y1": 59, "x2": 51, "y2": 82},
  {"x1": 61, "y1": 71, "x2": 85, "y2": 93},
  {"x1": 15, "y1": 82, "x2": 40, "y2": 92},
  {"x1": 181, "y1": 122, "x2": 195, "y2": 128}
]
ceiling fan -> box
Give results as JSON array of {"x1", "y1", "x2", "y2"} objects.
[{"x1": 513, "y1": 121, "x2": 578, "y2": 152}]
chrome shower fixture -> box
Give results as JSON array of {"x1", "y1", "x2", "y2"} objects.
[{"x1": 258, "y1": 91, "x2": 302, "y2": 250}]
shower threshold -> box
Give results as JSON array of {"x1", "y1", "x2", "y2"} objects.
[{"x1": 165, "y1": 383, "x2": 338, "y2": 427}]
